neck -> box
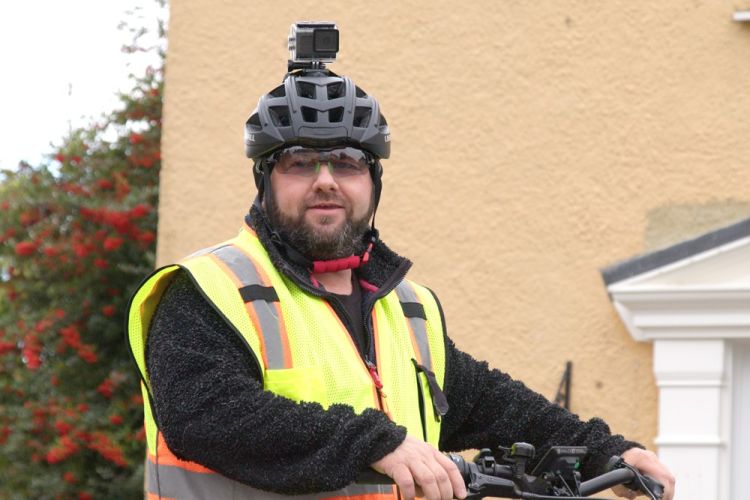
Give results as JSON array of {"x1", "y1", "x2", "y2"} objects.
[{"x1": 313, "y1": 269, "x2": 353, "y2": 294}]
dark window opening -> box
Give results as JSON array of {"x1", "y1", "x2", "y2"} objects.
[
  {"x1": 329, "y1": 107, "x2": 344, "y2": 123},
  {"x1": 296, "y1": 81, "x2": 317, "y2": 99},
  {"x1": 247, "y1": 113, "x2": 262, "y2": 130},
  {"x1": 301, "y1": 106, "x2": 318, "y2": 123},
  {"x1": 269, "y1": 85, "x2": 286, "y2": 98},
  {"x1": 269, "y1": 106, "x2": 291, "y2": 127},
  {"x1": 327, "y1": 82, "x2": 345, "y2": 100},
  {"x1": 353, "y1": 107, "x2": 371, "y2": 128}
]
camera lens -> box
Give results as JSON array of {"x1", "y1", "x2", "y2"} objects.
[{"x1": 313, "y1": 29, "x2": 339, "y2": 53}]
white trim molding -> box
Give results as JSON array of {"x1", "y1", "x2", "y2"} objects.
[{"x1": 605, "y1": 227, "x2": 750, "y2": 500}]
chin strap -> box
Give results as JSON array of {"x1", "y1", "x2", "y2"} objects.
[{"x1": 311, "y1": 234, "x2": 376, "y2": 274}]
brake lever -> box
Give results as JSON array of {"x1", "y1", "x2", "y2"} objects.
[
  {"x1": 624, "y1": 473, "x2": 663, "y2": 500},
  {"x1": 612, "y1": 457, "x2": 663, "y2": 500}
]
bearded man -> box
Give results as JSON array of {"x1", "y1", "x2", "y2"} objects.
[{"x1": 126, "y1": 29, "x2": 675, "y2": 500}]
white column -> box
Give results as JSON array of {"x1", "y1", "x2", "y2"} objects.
[
  {"x1": 731, "y1": 342, "x2": 750, "y2": 500},
  {"x1": 652, "y1": 339, "x2": 730, "y2": 500}
]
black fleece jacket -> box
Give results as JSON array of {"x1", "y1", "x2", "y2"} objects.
[{"x1": 144, "y1": 208, "x2": 641, "y2": 495}]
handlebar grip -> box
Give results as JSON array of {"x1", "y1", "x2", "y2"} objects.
[
  {"x1": 580, "y1": 468, "x2": 664, "y2": 499},
  {"x1": 579, "y1": 468, "x2": 634, "y2": 497}
]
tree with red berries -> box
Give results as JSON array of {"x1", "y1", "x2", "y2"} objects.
[{"x1": 0, "y1": 12, "x2": 164, "y2": 499}]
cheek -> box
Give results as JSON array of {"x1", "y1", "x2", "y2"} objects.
[
  {"x1": 271, "y1": 178, "x2": 307, "y2": 216},
  {"x1": 280, "y1": 191, "x2": 306, "y2": 217},
  {"x1": 351, "y1": 184, "x2": 373, "y2": 216}
]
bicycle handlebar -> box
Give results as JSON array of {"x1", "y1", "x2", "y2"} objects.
[{"x1": 358, "y1": 443, "x2": 664, "y2": 499}]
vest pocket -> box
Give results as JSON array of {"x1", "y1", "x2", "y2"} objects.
[{"x1": 264, "y1": 367, "x2": 325, "y2": 405}]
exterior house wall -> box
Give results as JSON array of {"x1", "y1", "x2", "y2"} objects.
[{"x1": 158, "y1": 0, "x2": 750, "y2": 451}]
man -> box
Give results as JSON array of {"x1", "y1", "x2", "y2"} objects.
[{"x1": 127, "y1": 28, "x2": 675, "y2": 500}]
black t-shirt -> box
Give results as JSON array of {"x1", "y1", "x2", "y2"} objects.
[{"x1": 328, "y1": 273, "x2": 367, "y2": 358}]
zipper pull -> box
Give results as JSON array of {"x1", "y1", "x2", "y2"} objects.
[{"x1": 366, "y1": 360, "x2": 383, "y2": 389}]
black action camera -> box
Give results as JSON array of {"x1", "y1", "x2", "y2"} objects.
[{"x1": 288, "y1": 21, "x2": 339, "y2": 71}]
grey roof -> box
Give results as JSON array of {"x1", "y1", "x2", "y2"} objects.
[{"x1": 601, "y1": 217, "x2": 750, "y2": 285}]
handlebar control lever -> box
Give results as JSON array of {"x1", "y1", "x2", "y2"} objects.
[
  {"x1": 451, "y1": 456, "x2": 520, "y2": 500},
  {"x1": 509, "y1": 442, "x2": 535, "y2": 478}
]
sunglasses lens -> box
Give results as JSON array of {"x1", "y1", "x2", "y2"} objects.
[
  {"x1": 328, "y1": 148, "x2": 369, "y2": 176},
  {"x1": 275, "y1": 147, "x2": 370, "y2": 177}
]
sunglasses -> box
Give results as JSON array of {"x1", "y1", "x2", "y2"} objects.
[{"x1": 269, "y1": 146, "x2": 373, "y2": 178}]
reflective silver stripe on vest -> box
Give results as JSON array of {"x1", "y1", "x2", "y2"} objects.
[
  {"x1": 147, "y1": 460, "x2": 395, "y2": 500},
  {"x1": 211, "y1": 245, "x2": 287, "y2": 369},
  {"x1": 184, "y1": 243, "x2": 230, "y2": 261},
  {"x1": 213, "y1": 245, "x2": 265, "y2": 288},
  {"x1": 395, "y1": 281, "x2": 433, "y2": 371}
]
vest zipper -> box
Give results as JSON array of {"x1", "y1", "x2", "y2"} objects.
[
  {"x1": 326, "y1": 296, "x2": 388, "y2": 412},
  {"x1": 366, "y1": 359, "x2": 388, "y2": 412},
  {"x1": 277, "y1": 257, "x2": 411, "y2": 414},
  {"x1": 359, "y1": 261, "x2": 410, "y2": 413}
]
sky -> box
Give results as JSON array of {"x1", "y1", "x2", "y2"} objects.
[{"x1": 0, "y1": 1, "x2": 167, "y2": 170}]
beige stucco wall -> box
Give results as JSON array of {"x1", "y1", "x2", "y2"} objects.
[{"x1": 158, "y1": 0, "x2": 750, "y2": 450}]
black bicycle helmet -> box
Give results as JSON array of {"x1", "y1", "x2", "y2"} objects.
[
  {"x1": 245, "y1": 70, "x2": 390, "y2": 174},
  {"x1": 245, "y1": 69, "x2": 389, "y2": 273}
]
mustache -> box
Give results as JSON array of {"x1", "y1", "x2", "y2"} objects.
[{"x1": 306, "y1": 193, "x2": 346, "y2": 207}]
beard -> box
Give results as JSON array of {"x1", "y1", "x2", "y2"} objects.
[{"x1": 268, "y1": 191, "x2": 374, "y2": 261}]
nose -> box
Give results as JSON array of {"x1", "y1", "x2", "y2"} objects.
[{"x1": 311, "y1": 162, "x2": 338, "y2": 191}]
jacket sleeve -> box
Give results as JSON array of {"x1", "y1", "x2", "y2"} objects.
[
  {"x1": 145, "y1": 270, "x2": 406, "y2": 495},
  {"x1": 438, "y1": 336, "x2": 643, "y2": 480}
]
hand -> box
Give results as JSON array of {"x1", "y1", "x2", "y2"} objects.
[
  {"x1": 612, "y1": 448, "x2": 675, "y2": 500},
  {"x1": 371, "y1": 435, "x2": 467, "y2": 500}
]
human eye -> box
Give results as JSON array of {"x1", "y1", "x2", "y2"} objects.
[
  {"x1": 281, "y1": 156, "x2": 315, "y2": 176},
  {"x1": 330, "y1": 158, "x2": 366, "y2": 176}
]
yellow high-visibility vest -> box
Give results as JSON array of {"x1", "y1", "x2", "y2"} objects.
[{"x1": 127, "y1": 224, "x2": 447, "y2": 500}]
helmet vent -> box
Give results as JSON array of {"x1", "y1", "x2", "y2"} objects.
[
  {"x1": 355, "y1": 86, "x2": 367, "y2": 98},
  {"x1": 296, "y1": 81, "x2": 317, "y2": 99},
  {"x1": 269, "y1": 85, "x2": 286, "y2": 98},
  {"x1": 301, "y1": 106, "x2": 318, "y2": 123},
  {"x1": 247, "y1": 113, "x2": 262, "y2": 130},
  {"x1": 327, "y1": 82, "x2": 346, "y2": 100},
  {"x1": 377, "y1": 113, "x2": 388, "y2": 127},
  {"x1": 353, "y1": 107, "x2": 371, "y2": 128},
  {"x1": 269, "y1": 106, "x2": 291, "y2": 127},
  {"x1": 328, "y1": 107, "x2": 344, "y2": 123}
]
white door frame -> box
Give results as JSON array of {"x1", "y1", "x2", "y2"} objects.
[{"x1": 606, "y1": 232, "x2": 750, "y2": 500}]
